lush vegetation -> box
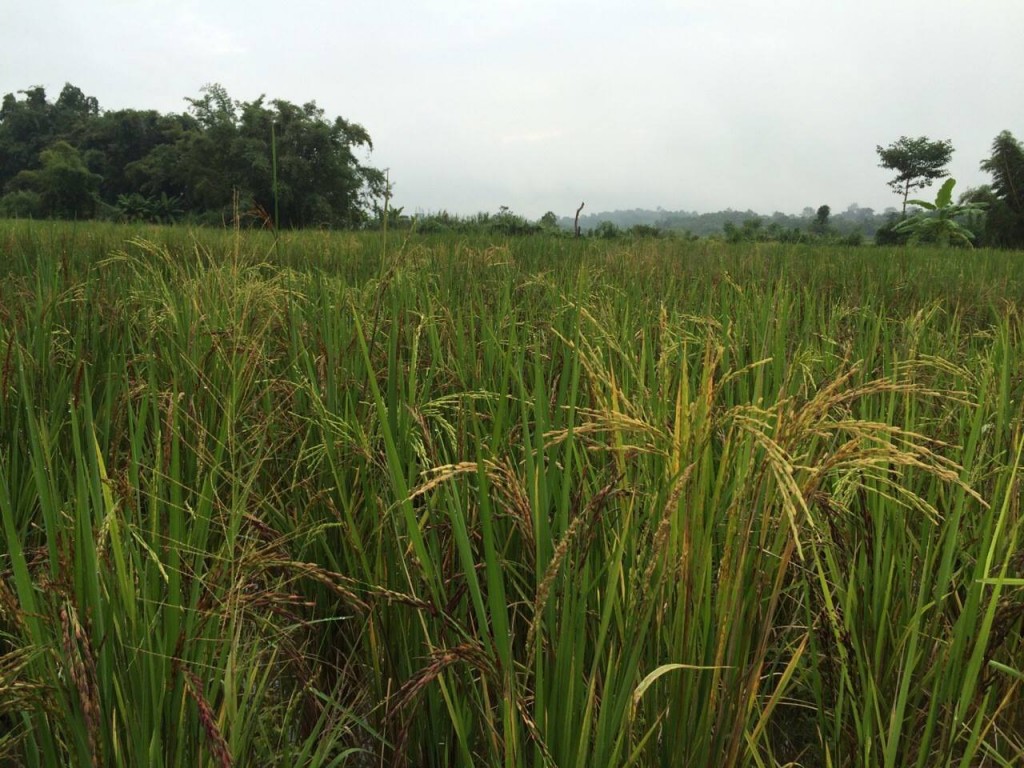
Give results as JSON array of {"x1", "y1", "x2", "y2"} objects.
[
  {"x1": 4, "y1": 85, "x2": 1024, "y2": 249},
  {"x1": 876, "y1": 136, "x2": 955, "y2": 216},
  {"x1": 561, "y1": 202, "x2": 891, "y2": 241},
  {"x1": 970, "y1": 131, "x2": 1024, "y2": 249},
  {"x1": 1, "y1": 220, "x2": 1023, "y2": 766},
  {"x1": 894, "y1": 178, "x2": 987, "y2": 248},
  {"x1": 0, "y1": 84, "x2": 383, "y2": 227}
]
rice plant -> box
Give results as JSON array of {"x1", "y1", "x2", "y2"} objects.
[{"x1": 0, "y1": 220, "x2": 1022, "y2": 766}]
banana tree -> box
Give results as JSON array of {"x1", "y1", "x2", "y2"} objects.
[{"x1": 894, "y1": 178, "x2": 986, "y2": 247}]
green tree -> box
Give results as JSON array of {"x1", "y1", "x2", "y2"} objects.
[
  {"x1": 8, "y1": 141, "x2": 101, "y2": 219},
  {"x1": 78, "y1": 109, "x2": 198, "y2": 202},
  {"x1": 122, "y1": 131, "x2": 199, "y2": 208},
  {"x1": 593, "y1": 220, "x2": 622, "y2": 239},
  {"x1": 876, "y1": 136, "x2": 954, "y2": 215},
  {"x1": 0, "y1": 84, "x2": 100, "y2": 190},
  {"x1": 810, "y1": 204, "x2": 831, "y2": 234},
  {"x1": 52, "y1": 83, "x2": 99, "y2": 138},
  {"x1": 489, "y1": 206, "x2": 539, "y2": 236},
  {"x1": 0, "y1": 189, "x2": 43, "y2": 218},
  {"x1": 0, "y1": 82, "x2": 382, "y2": 226},
  {"x1": 977, "y1": 130, "x2": 1024, "y2": 247},
  {"x1": 259, "y1": 96, "x2": 382, "y2": 228},
  {"x1": 175, "y1": 84, "x2": 382, "y2": 227},
  {"x1": 893, "y1": 178, "x2": 984, "y2": 247},
  {"x1": 628, "y1": 223, "x2": 662, "y2": 238},
  {"x1": 0, "y1": 86, "x2": 57, "y2": 187},
  {"x1": 114, "y1": 192, "x2": 154, "y2": 222}
]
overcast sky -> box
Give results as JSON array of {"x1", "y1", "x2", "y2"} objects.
[{"x1": 3, "y1": 0, "x2": 1023, "y2": 219}]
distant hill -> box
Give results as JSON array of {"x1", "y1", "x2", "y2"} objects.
[{"x1": 558, "y1": 205, "x2": 899, "y2": 238}]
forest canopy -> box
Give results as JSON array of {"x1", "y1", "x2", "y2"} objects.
[{"x1": 0, "y1": 82, "x2": 385, "y2": 227}]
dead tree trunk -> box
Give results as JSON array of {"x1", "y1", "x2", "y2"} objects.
[{"x1": 574, "y1": 202, "x2": 585, "y2": 238}]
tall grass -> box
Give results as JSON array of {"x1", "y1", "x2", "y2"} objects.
[{"x1": 0, "y1": 220, "x2": 1022, "y2": 766}]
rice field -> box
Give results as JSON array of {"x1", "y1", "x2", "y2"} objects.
[{"x1": 1, "y1": 220, "x2": 1023, "y2": 767}]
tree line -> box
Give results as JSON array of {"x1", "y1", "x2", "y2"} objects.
[
  {"x1": 554, "y1": 204, "x2": 883, "y2": 241},
  {"x1": 2, "y1": 83, "x2": 1023, "y2": 247},
  {"x1": 563, "y1": 134, "x2": 1024, "y2": 248},
  {"x1": 0, "y1": 83, "x2": 385, "y2": 228}
]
